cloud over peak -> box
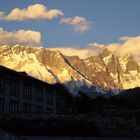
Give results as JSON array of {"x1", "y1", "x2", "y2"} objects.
[
  {"x1": 52, "y1": 43, "x2": 104, "y2": 59},
  {"x1": 0, "y1": 27, "x2": 41, "y2": 46},
  {"x1": 60, "y1": 16, "x2": 91, "y2": 32},
  {"x1": 52, "y1": 35, "x2": 140, "y2": 62},
  {"x1": 107, "y1": 35, "x2": 140, "y2": 58},
  {"x1": 0, "y1": 3, "x2": 64, "y2": 21}
]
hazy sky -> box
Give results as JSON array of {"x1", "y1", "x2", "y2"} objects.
[{"x1": 0, "y1": 0, "x2": 140, "y2": 48}]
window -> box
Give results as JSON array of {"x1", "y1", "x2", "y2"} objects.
[
  {"x1": 56, "y1": 96, "x2": 65, "y2": 114},
  {"x1": 35, "y1": 86, "x2": 43, "y2": 103},
  {"x1": 9, "y1": 100, "x2": 19, "y2": 113},
  {"x1": 46, "y1": 91, "x2": 53, "y2": 105},
  {"x1": 23, "y1": 103, "x2": 32, "y2": 113},
  {"x1": 0, "y1": 78, "x2": 4, "y2": 94},
  {"x1": 23, "y1": 83, "x2": 32, "y2": 100},
  {"x1": 0, "y1": 78, "x2": 4, "y2": 89},
  {"x1": 10, "y1": 80, "x2": 19, "y2": 96},
  {"x1": 35, "y1": 105, "x2": 43, "y2": 113},
  {"x1": 0, "y1": 98, "x2": 4, "y2": 111},
  {"x1": 46, "y1": 108, "x2": 53, "y2": 114}
]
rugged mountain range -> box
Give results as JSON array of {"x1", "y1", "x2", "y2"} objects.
[
  {"x1": 66, "y1": 48, "x2": 140, "y2": 90},
  {"x1": 0, "y1": 45, "x2": 140, "y2": 96}
]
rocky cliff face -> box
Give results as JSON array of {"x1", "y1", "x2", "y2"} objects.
[
  {"x1": 0, "y1": 45, "x2": 140, "y2": 95},
  {"x1": 66, "y1": 48, "x2": 140, "y2": 90},
  {"x1": 0, "y1": 45, "x2": 103, "y2": 96}
]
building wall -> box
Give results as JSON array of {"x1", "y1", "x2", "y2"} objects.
[{"x1": 0, "y1": 70, "x2": 56, "y2": 114}]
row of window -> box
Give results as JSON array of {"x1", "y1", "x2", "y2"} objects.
[
  {"x1": 0, "y1": 78, "x2": 54, "y2": 105},
  {"x1": 0, "y1": 98, "x2": 53, "y2": 113},
  {"x1": 0, "y1": 78, "x2": 19, "y2": 94}
]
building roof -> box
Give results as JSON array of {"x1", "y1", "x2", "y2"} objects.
[
  {"x1": 0, "y1": 65, "x2": 52, "y2": 88},
  {"x1": 0, "y1": 65, "x2": 71, "y2": 96}
]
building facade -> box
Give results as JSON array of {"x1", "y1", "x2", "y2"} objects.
[{"x1": 0, "y1": 66, "x2": 56, "y2": 114}]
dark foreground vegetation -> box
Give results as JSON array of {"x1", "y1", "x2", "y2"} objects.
[
  {"x1": 0, "y1": 114, "x2": 101, "y2": 137},
  {"x1": 1, "y1": 87, "x2": 140, "y2": 138}
]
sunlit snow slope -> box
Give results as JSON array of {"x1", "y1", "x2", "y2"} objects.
[{"x1": 0, "y1": 45, "x2": 140, "y2": 95}]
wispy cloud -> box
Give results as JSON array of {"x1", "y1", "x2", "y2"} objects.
[
  {"x1": 0, "y1": 27, "x2": 41, "y2": 46},
  {"x1": 0, "y1": 3, "x2": 64, "y2": 21},
  {"x1": 107, "y1": 36, "x2": 140, "y2": 57},
  {"x1": 60, "y1": 16, "x2": 91, "y2": 32},
  {"x1": 52, "y1": 43, "x2": 104, "y2": 59},
  {"x1": 53, "y1": 35, "x2": 140, "y2": 62}
]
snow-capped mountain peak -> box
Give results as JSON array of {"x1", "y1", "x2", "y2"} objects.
[{"x1": 0, "y1": 45, "x2": 140, "y2": 96}]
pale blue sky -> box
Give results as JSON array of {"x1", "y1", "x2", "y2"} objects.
[{"x1": 0, "y1": 0, "x2": 140, "y2": 48}]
